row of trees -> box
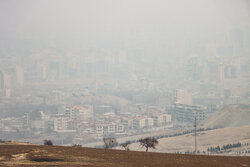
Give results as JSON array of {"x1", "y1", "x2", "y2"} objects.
[
  {"x1": 42, "y1": 139, "x2": 250, "y2": 155},
  {"x1": 43, "y1": 137, "x2": 159, "y2": 152},
  {"x1": 103, "y1": 137, "x2": 159, "y2": 152},
  {"x1": 222, "y1": 143, "x2": 242, "y2": 150},
  {"x1": 235, "y1": 150, "x2": 250, "y2": 154},
  {"x1": 207, "y1": 142, "x2": 245, "y2": 153},
  {"x1": 143, "y1": 128, "x2": 213, "y2": 142}
]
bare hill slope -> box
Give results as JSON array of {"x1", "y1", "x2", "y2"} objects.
[
  {"x1": 128, "y1": 125, "x2": 250, "y2": 154},
  {"x1": 202, "y1": 104, "x2": 250, "y2": 129}
]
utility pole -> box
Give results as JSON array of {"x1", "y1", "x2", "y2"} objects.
[{"x1": 194, "y1": 114, "x2": 197, "y2": 154}]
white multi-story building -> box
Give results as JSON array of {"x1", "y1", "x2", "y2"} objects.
[
  {"x1": 54, "y1": 117, "x2": 68, "y2": 131},
  {"x1": 116, "y1": 124, "x2": 125, "y2": 133},
  {"x1": 95, "y1": 124, "x2": 104, "y2": 134},
  {"x1": 133, "y1": 117, "x2": 154, "y2": 129},
  {"x1": 133, "y1": 117, "x2": 145, "y2": 129},
  {"x1": 65, "y1": 105, "x2": 94, "y2": 121},
  {"x1": 122, "y1": 117, "x2": 133, "y2": 130},
  {"x1": 145, "y1": 117, "x2": 154, "y2": 127},
  {"x1": 172, "y1": 103, "x2": 206, "y2": 123},
  {"x1": 95, "y1": 123, "x2": 125, "y2": 135},
  {"x1": 153, "y1": 113, "x2": 171, "y2": 126},
  {"x1": 74, "y1": 105, "x2": 94, "y2": 121},
  {"x1": 107, "y1": 124, "x2": 116, "y2": 133},
  {"x1": 174, "y1": 89, "x2": 192, "y2": 105}
]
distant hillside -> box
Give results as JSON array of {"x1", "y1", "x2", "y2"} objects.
[
  {"x1": 202, "y1": 104, "x2": 250, "y2": 129},
  {"x1": 0, "y1": 144, "x2": 250, "y2": 167},
  {"x1": 128, "y1": 125, "x2": 250, "y2": 154}
]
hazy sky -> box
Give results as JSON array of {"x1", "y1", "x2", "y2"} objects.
[{"x1": 0, "y1": 0, "x2": 249, "y2": 43}]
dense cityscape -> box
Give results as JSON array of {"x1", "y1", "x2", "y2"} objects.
[
  {"x1": 0, "y1": 26, "x2": 249, "y2": 146},
  {"x1": 0, "y1": 1, "x2": 250, "y2": 155}
]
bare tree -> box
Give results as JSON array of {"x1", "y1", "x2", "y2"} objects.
[
  {"x1": 139, "y1": 137, "x2": 158, "y2": 152},
  {"x1": 121, "y1": 141, "x2": 131, "y2": 151},
  {"x1": 103, "y1": 137, "x2": 118, "y2": 149}
]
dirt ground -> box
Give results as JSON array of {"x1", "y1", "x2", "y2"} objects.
[{"x1": 0, "y1": 145, "x2": 250, "y2": 167}]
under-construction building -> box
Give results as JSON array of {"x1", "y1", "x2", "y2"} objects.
[{"x1": 170, "y1": 103, "x2": 206, "y2": 124}]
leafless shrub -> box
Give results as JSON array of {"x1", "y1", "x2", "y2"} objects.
[
  {"x1": 103, "y1": 137, "x2": 118, "y2": 149},
  {"x1": 72, "y1": 144, "x2": 82, "y2": 147},
  {"x1": 121, "y1": 141, "x2": 131, "y2": 151},
  {"x1": 43, "y1": 139, "x2": 53, "y2": 146}
]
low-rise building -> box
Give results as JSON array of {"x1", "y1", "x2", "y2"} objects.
[
  {"x1": 132, "y1": 117, "x2": 146, "y2": 129},
  {"x1": 95, "y1": 123, "x2": 125, "y2": 135},
  {"x1": 116, "y1": 124, "x2": 125, "y2": 133},
  {"x1": 145, "y1": 117, "x2": 154, "y2": 127},
  {"x1": 132, "y1": 117, "x2": 154, "y2": 129},
  {"x1": 153, "y1": 113, "x2": 171, "y2": 126},
  {"x1": 121, "y1": 117, "x2": 133, "y2": 130}
]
